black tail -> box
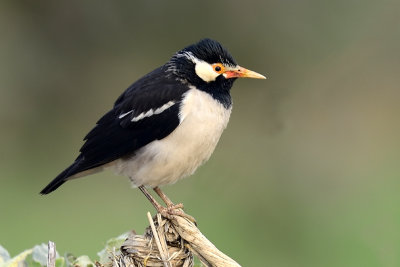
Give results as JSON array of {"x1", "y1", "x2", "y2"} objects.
[
  {"x1": 40, "y1": 163, "x2": 77, "y2": 194},
  {"x1": 40, "y1": 157, "x2": 85, "y2": 195},
  {"x1": 40, "y1": 155, "x2": 105, "y2": 194}
]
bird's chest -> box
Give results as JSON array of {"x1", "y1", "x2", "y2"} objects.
[
  {"x1": 122, "y1": 88, "x2": 232, "y2": 187},
  {"x1": 169, "y1": 88, "x2": 232, "y2": 160}
]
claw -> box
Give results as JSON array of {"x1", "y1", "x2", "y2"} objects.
[
  {"x1": 157, "y1": 203, "x2": 197, "y2": 225},
  {"x1": 139, "y1": 185, "x2": 197, "y2": 225},
  {"x1": 168, "y1": 203, "x2": 184, "y2": 209}
]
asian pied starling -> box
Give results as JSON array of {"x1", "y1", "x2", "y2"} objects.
[{"x1": 40, "y1": 39, "x2": 266, "y2": 217}]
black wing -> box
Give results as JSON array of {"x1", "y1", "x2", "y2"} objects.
[{"x1": 40, "y1": 66, "x2": 189, "y2": 194}]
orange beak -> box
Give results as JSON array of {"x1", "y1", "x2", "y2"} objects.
[{"x1": 224, "y1": 66, "x2": 266, "y2": 79}]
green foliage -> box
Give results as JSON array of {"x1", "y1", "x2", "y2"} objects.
[
  {"x1": 0, "y1": 233, "x2": 128, "y2": 267},
  {"x1": 0, "y1": 245, "x2": 10, "y2": 266},
  {"x1": 97, "y1": 232, "x2": 129, "y2": 264}
]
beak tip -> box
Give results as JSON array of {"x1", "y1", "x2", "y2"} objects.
[
  {"x1": 227, "y1": 66, "x2": 268, "y2": 80},
  {"x1": 240, "y1": 67, "x2": 267, "y2": 80},
  {"x1": 251, "y1": 73, "x2": 267, "y2": 79}
]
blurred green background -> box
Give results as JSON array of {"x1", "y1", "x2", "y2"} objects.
[{"x1": 1, "y1": 1, "x2": 400, "y2": 266}]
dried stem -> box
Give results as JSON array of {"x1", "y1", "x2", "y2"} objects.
[
  {"x1": 147, "y1": 212, "x2": 171, "y2": 267},
  {"x1": 119, "y1": 211, "x2": 241, "y2": 267},
  {"x1": 47, "y1": 241, "x2": 56, "y2": 267},
  {"x1": 169, "y1": 214, "x2": 241, "y2": 267},
  {"x1": 45, "y1": 211, "x2": 241, "y2": 267}
]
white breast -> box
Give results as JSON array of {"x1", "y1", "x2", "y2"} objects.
[{"x1": 114, "y1": 87, "x2": 232, "y2": 187}]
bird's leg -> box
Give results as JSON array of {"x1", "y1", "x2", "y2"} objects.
[
  {"x1": 153, "y1": 186, "x2": 183, "y2": 209},
  {"x1": 153, "y1": 186, "x2": 196, "y2": 224},
  {"x1": 138, "y1": 185, "x2": 196, "y2": 223},
  {"x1": 138, "y1": 185, "x2": 167, "y2": 215}
]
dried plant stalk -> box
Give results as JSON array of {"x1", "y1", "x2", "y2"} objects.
[
  {"x1": 169, "y1": 215, "x2": 241, "y2": 267},
  {"x1": 113, "y1": 212, "x2": 241, "y2": 267},
  {"x1": 47, "y1": 241, "x2": 56, "y2": 267}
]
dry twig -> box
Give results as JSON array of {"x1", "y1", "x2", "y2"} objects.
[
  {"x1": 114, "y1": 212, "x2": 241, "y2": 267},
  {"x1": 47, "y1": 241, "x2": 56, "y2": 267},
  {"x1": 45, "y1": 211, "x2": 241, "y2": 266}
]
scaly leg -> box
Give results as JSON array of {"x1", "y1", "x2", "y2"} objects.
[
  {"x1": 138, "y1": 185, "x2": 196, "y2": 223},
  {"x1": 153, "y1": 186, "x2": 196, "y2": 224},
  {"x1": 138, "y1": 185, "x2": 166, "y2": 214},
  {"x1": 153, "y1": 186, "x2": 182, "y2": 208},
  {"x1": 138, "y1": 185, "x2": 184, "y2": 220}
]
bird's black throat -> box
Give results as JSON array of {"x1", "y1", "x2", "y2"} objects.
[{"x1": 194, "y1": 75, "x2": 234, "y2": 109}]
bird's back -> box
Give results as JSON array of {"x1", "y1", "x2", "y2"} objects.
[{"x1": 41, "y1": 66, "x2": 190, "y2": 194}]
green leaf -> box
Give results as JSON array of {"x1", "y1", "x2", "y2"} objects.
[
  {"x1": 97, "y1": 232, "x2": 129, "y2": 264},
  {"x1": 72, "y1": 255, "x2": 95, "y2": 267},
  {"x1": 4, "y1": 248, "x2": 33, "y2": 267},
  {"x1": 0, "y1": 245, "x2": 11, "y2": 266},
  {"x1": 64, "y1": 252, "x2": 76, "y2": 267},
  {"x1": 55, "y1": 257, "x2": 66, "y2": 267},
  {"x1": 31, "y1": 244, "x2": 50, "y2": 266},
  {"x1": 24, "y1": 253, "x2": 43, "y2": 267}
]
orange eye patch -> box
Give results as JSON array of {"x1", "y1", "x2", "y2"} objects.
[{"x1": 212, "y1": 63, "x2": 225, "y2": 74}]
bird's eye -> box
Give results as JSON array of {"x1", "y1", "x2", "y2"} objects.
[{"x1": 212, "y1": 63, "x2": 225, "y2": 74}]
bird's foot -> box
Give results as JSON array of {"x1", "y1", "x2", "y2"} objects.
[
  {"x1": 157, "y1": 202, "x2": 184, "y2": 218},
  {"x1": 167, "y1": 202, "x2": 184, "y2": 211},
  {"x1": 157, "y1": 203, "x2": 196, "y2": 224},
  {"x1": 139, "y1": 185, "x2": 196, "y2": 224}
]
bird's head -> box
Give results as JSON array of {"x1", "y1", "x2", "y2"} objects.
[{"x1": 166, "y1": 39, "x2": 266, "y2": 92}]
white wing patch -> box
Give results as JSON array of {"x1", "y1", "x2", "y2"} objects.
[
  {"x1": 118, "y1": 110, "x2": 133, "y2": 119},
  {"x1": 119, "y1": 101, "x2": 175, "y2": 122}
]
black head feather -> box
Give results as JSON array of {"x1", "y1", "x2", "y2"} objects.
[
  {"x1": 166, "y1": 39, "x2": 238, "y2": 82},
  {"x1": 165, "y1": 39, "x2": 237, "y2": 108},
  {"x1": 181, "y1": 38, "x2": 237, "y2": 66}
]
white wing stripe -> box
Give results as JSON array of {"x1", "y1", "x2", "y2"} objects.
[
  {"x1": 118, "y1": 110, "x2": 133, "y2": 119},
  {"x1": 130, "y1": 101, "x2": 176, "y2": 122}
]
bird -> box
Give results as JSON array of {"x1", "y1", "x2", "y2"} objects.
[{"x1": 40, "y1": 38, "x2": 266, "y2": 217}]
